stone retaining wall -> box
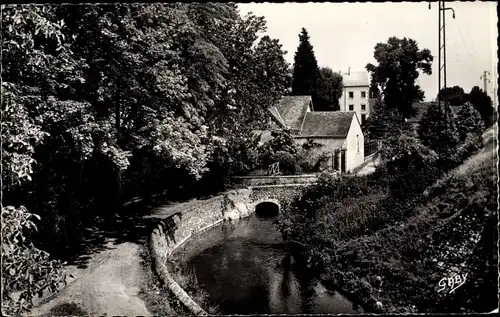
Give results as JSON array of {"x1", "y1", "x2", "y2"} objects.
[
  {"x1": 232, "y1": 174, "x2": 318, "y2": 186},
  {"x1": 149, "y1": 188, "x2": 253, "y2": 315}
]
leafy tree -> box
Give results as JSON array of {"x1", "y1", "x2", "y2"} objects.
[
  {"x1": 366, "y1": 37, "x2": 433, "y2": 120},
  {"x1": 366, "y1": 96, "x2": 411, "y2": 140},
  {"x1": 467, "y1": 86, "x2": 495, "y2": 127},
  {"x1": 437, "y1": 86, "x2": 467, "y2": 106},
  {"x1": 369, "y1": 75, "x2": 380, "y2": 99},
  {"x1": 315, "y1": 67, "x2": 343, "y2": 111},
  {"x1": 455, "y1": 102, "x2": 485, "y2": 142},
  {"x1": 1, "y1": 5, "x2": 82, "y2": 313},
  {"x1": 2, "y1": 206, "x2": 67, "y2": 316},
  {"x1": 291, "y1": 28, "x2": 320, "y2": 100},
  {"x1": 2, "y1": 2, "x2": 291, "y2": 291},
  {"x1": 417, "y1": 103, "x2": 459, "y2": 159},
  {"x1": 380, "y1": 133, "x2": 439, "y2": 199}
]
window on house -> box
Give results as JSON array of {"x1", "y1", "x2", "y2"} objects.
[
  {"x1": 361, "y1": 114, "x2": 366, "y2": 124},
  {"x1": 349, "y1": 104, "x2": 354, "y2": 111},
  {"x1": 361, "y1": 104, "x2": 366, "y2": 111},
  {"x1": 348, "y1": 91, "x2": 354, "y2": 99},
  {"x1": 361, "y1": 91, "x2": 366, "y2": 98},
  {"x1": 357, "y1": 134, "x2": 360, "y2": 153}
]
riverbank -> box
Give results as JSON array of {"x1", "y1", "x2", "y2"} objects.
[{"x1": 278, "y1": 125, "x2": 498, "y2": 314}]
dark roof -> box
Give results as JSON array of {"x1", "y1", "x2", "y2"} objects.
[
  {"x1": 268, "y1": 106, "x2": 286, "y2": 127},
  {"x1": 299, "y1": 111, "x2": 355, "y2": 137},
  {"x1": 275, "y1": 96, "x2": 311, "y2": 130}
]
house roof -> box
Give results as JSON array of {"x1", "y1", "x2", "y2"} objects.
[
  {"x1": 275, "y1": 95, "x2": 311, "y2": 130},
  {"x1": 298, "y1": 111, "x2": 355, "y2": 138},
  {"x1": 343, "y1": 71, "x2": 369, "y2": 87},
  {"x1": 268, "y1": 106, "x2": 286, "y2": 127}
]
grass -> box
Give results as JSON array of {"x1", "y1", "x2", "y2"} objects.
[
  {"x1": 137, "y1": 243, "x2": 176, "y2": 316},
  {"x1": 283, "y1": 125, "x2": 498, "y2": 314},
  {"x1": 167, "y1": 262, "x2": 221, "y2": 315},
  {"x1": 138, "y1": 241, "x2": 220, "y2": 316}
]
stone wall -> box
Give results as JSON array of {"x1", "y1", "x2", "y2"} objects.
[
  {"x1": 149, "y1": 185, "x2": 307, "y2": 315},
  {"x1": 149, "y1": 189, "x2": 253, "y2": 315},
  {"x1": 232, "y1": 174, "x2": 318, "y2": 187}
]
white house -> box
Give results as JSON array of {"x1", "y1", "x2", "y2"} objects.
[
  {"x1": 264, "y1": 95, "x2": 365, "y2": 173},
  {"x1": 338, "y1": 70, "x2": 372, "y2": 125}
]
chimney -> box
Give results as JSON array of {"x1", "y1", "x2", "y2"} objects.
[{"x1": 348, "y1": 66, "x2": 351, "y2": 75}]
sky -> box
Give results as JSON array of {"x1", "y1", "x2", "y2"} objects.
[{"x1": 238, "y1": 2, "x2": 498, "y2": 105}]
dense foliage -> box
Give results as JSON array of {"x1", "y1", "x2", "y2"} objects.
[
  {"x1": 278, "y1": 116, "x2": 495, "y2": 313},
  {"x1": 291, "y1": 28, "x2": 343, "y2": 111},
  {"x1": 467, "y1": 86, "x2": 496, "y2": 127},
  {"x1": 315, "y1": 67, "x2": 343, "y2": 111},
  {"x1": 455, "y1": 102, "x2": 485, "y2": 142},
  {"x1": 256, "y1": 130, "x2": 328, "y2": 175},
  {"x1": 366, "y1": 37, "x2": 433, "y2": 120},
  {"x1": 1, "y1": 206, "x2": 68, "y2": 316},
  {"x1": 291, "y1": 28, "x2": 320, "y2": 102},
  {"x1": 365, "y1": 96, "x2": 412, "y2": 140},
  {"x1": 437, "y1": 85, "x2": 467, "y2": 106},
  {"x1": 2, "y1": 4, "x2": 290, "y2": 314},
  {"x1": 418, "y1": 102, "x2": 459, "y2": 158},
  {"x1": 437, "y1": 85, "x2": 496, "y2": 128}
]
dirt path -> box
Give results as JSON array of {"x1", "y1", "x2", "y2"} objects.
[
  {"x1": 28, "y1": 240, "x2": 150, "y2": 316},
  {"x1": 27, "y1": 197, "x2": 204, "y2": 317}
]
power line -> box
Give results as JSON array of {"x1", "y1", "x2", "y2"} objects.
[
  {"x1": 480, "y1": 70, "x2": 491, "y2": 93},
  {"x1": 429, "y1": 1, "x2": 455, "y2": 129}
]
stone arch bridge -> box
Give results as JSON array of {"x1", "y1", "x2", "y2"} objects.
[{"x1": 222, "y1": 184, "x2": 310, "y2": 219}]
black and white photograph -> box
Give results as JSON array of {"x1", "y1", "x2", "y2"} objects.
[{"x1": 1, "y1": 1, "x2": 498, "y2": 316}]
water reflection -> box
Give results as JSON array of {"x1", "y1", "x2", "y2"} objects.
[{"x1": 177, "y1": 211, "x2": 363, "y2": 315}]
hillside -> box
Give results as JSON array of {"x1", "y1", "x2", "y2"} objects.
[{"x1": 326, "y1": 123, "x2": 498, "y2": 313}]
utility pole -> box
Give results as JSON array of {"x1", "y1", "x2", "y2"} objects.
[
  {"x1": 429, "y1": 1, "x2": 455, "y2": 128},
  {"x1": 480, "y1": 70, "x2": 490, "y2": 93}
]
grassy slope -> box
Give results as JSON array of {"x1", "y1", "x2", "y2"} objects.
[{"x1": 330, "y1": 124, "x2": 498, "y2": 313}]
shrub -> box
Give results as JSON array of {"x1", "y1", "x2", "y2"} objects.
[
  {"x1": 2, "y1": 206, "x2": 67, "y2": 316},
  {"x1": 455, "y1": 102, "x2": 485, "y2": 142},
  {"x1": 418, "y1": 103, "x2": 460, "y2": 158},
  {"x1": 269, "y1": 151, "x2": 298, "y2": 175}
]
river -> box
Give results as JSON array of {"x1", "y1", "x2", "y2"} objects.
[{"x1": 171, "y1": 203, "x2": 363, "y2": 315}]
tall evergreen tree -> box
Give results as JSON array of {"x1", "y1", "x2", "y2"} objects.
[{"x1": 291, "y1": 28, "x2": 320, "y2": 101}]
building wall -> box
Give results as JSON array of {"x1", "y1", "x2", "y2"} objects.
[
  {"x1": 339, "y1": 85, "x2": 370, "y2": 124},
  {"x1": 344, "y1": 115, "x2": 365, "y2": 172},
  {"x1": 294, "y1": 137, "x2": 346, "y2": 169}
]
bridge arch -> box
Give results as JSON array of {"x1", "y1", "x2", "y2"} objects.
[{"x1": 253, "y1": 199, "x2": 280, "y2": 218}]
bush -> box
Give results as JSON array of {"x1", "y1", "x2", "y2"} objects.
[
  {"x1": 2, "y1": 206, "x2": 67, "y2": 316},
  {"x1": 258, "y1": 129, "x2": 299, "y2": 168},
  {"x1": 278, "y1": 124, "x2": 497, "y2": 313},
  {"x1": 418, "y1": 103, "x2": 460, "y2": 158},
  {"x1": 269, "y1": 151, "x2": 298, "y2": 175},
  {"x1": 455, "y1": 102, "x2": 485, "y2": 142}
]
